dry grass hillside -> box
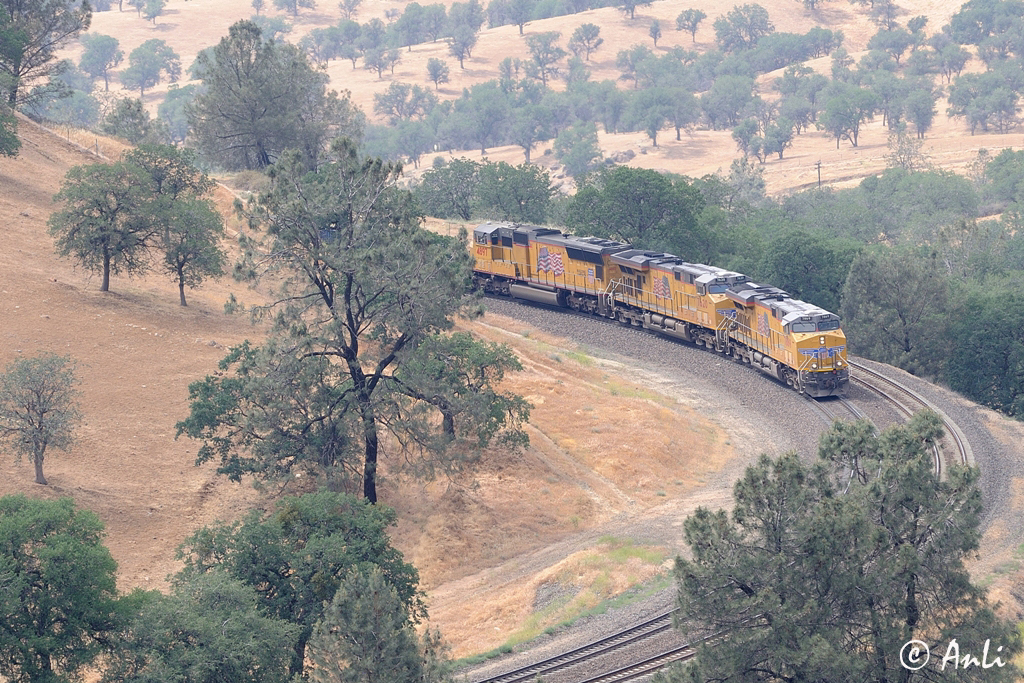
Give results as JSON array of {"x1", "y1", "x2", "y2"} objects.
[{"x1": 0, "y1": 0, "x2": 1019, "y2": 660}]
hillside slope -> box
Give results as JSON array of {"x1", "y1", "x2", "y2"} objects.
[
  {"x1": 0, "y1": 116, "x2": 262, "y2": 589},
  {"x1": 0, "y1": 118, "x2": 752, "y2": 655}
]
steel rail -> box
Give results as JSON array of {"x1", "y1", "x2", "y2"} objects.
[
  {"x1": 573, "y1": 642, "x2": 698, "y2": 683},
  {"x1": 468, "y1": 611, "x2": 675, "y2": 683},
  {"x1": 849, "y1": 360, "x2": 972, "y2": 472}
]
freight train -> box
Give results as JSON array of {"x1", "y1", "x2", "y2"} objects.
[{"x1": 471, "y1": 221, "x2": 848, "y2": 398}]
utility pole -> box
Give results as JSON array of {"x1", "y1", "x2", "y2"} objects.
[{"x1": 816, "y1": 160, "x2": 822, "y2": 188}]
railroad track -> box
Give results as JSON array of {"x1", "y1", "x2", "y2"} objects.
[
  {"x1": 811, "y1": 394, "x2": 867, "y2": 425},
  {"x1": 575, "y1": 642, "x2": 697, "y2": 683},
  {"x1": 470, "y1": 611, "x2": 676, "y2": 683},
  {"x1": 848, "y1": 360, "x2": 973, "y2": 475}
]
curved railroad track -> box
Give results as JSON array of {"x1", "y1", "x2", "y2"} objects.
[
  {"x1": 469, "y1": 611, "x2": 676, "y2": 683},
  {"x1": 848, "y1": 360, "x2": 973, "y2": 476},
  {"x1": 485, "y1": 296, "x2": 973, "y2": 474},
  {"x1": 810, "y1": 394, "x2": 868, "y2": 425},
  {"x1": 469, "y1": 298, "x2": 977, "y2": 683}
]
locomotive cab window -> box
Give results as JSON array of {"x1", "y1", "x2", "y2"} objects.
[
  {"x1": 475, "y1": 232, "x2": 488, "y2": 245},
  {"x1": 818, "y1": 320, "x2": 840, "y2": 331},
  {"x1": 709, "y1": 284, "x2": 728, "y2": 294},
  {"x1": 791, "y1": 322, "x2": 816, "y2": 333}
]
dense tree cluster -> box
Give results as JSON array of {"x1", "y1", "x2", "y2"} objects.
[
  {"x1": 13, "y1": 0, "x2": 1024, "y2": 170},
  {"x1": 656, "y1": 413, "x2": 1022, "y2": 683},
  {"x1": 414, "y1": 157, "x2": 557, "y2": 222},
  {"x1": 120, "y1": 38, "x2": 179, "y2": 97},
  {"x1": 24, "y1": 0, "x2": 1023, "y2": 171},
  {"x1": 0, "y1": 491, "x2": 452, "y2": 683},
  {"x1": 361, "y1": 13, "x2": 851, "y2": 164}
]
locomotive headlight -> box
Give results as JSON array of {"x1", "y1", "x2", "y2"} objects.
[
  {"x1": 836, "y1": 360, "x2": 842, "y2": 367},
  {"x1": 819, "y1": 336, "x2": 825, "y2": 345},
  {"x1": 811, "y1": 362, "x2": 818, "y2": 369}
]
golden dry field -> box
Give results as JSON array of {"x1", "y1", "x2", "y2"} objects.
[{"x1": 60, "y1": 0, "x2": 1024, "y2": 193}]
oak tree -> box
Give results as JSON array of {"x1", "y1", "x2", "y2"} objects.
[
  {"x1": 618, "y1": 0, "x2": 651, "y2": 20},
  {"x1": 142, "y1": 0, "x2": 164, "y2": 23},
  {"x1": 675, "y1": 8, "x2": 705, "y2": 42},
  {"x1": 121, "y1": 144, "x2": 228, "y2": 303},
  {"x1": 713, "y1": 3, "x2": 774, "y2": 52},
  {"x1": 48, "y1": 161, "x2": 158, "y2": 291},
  {"x1": 525, "y1": 31, "x2": 565, "y2": 86},
  {"x1": 568, "y1": 23, "x2": 603, "y2": 61},
  {"x1": 426, "y1": 56, "x2": 450, "y2": 88},
  {"x1": 0, "y1": 354, "x2": 80, "y2": 485},
  {"x1": 274, "y1": 0, "x2": 315, "y2": 17},
  {"x1": 446, "y1": 23, "x2": 477, "y2": 68},
  {"x1": 78, "y1": 33, "x2": 122, "y2": 91},
  {"x1": 119, "y1": 39, "x2": 179, "y2": 97},
  {"x1": 0, "y1": 495, "x2": 122, "y2": 682},
  {"x1": 160, "y1": 199, "x2": 225, "y2": 306}
]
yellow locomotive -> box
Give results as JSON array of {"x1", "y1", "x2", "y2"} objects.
[{"x1": 472, "y1": 222, "x2": 848, "y2": 398}]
